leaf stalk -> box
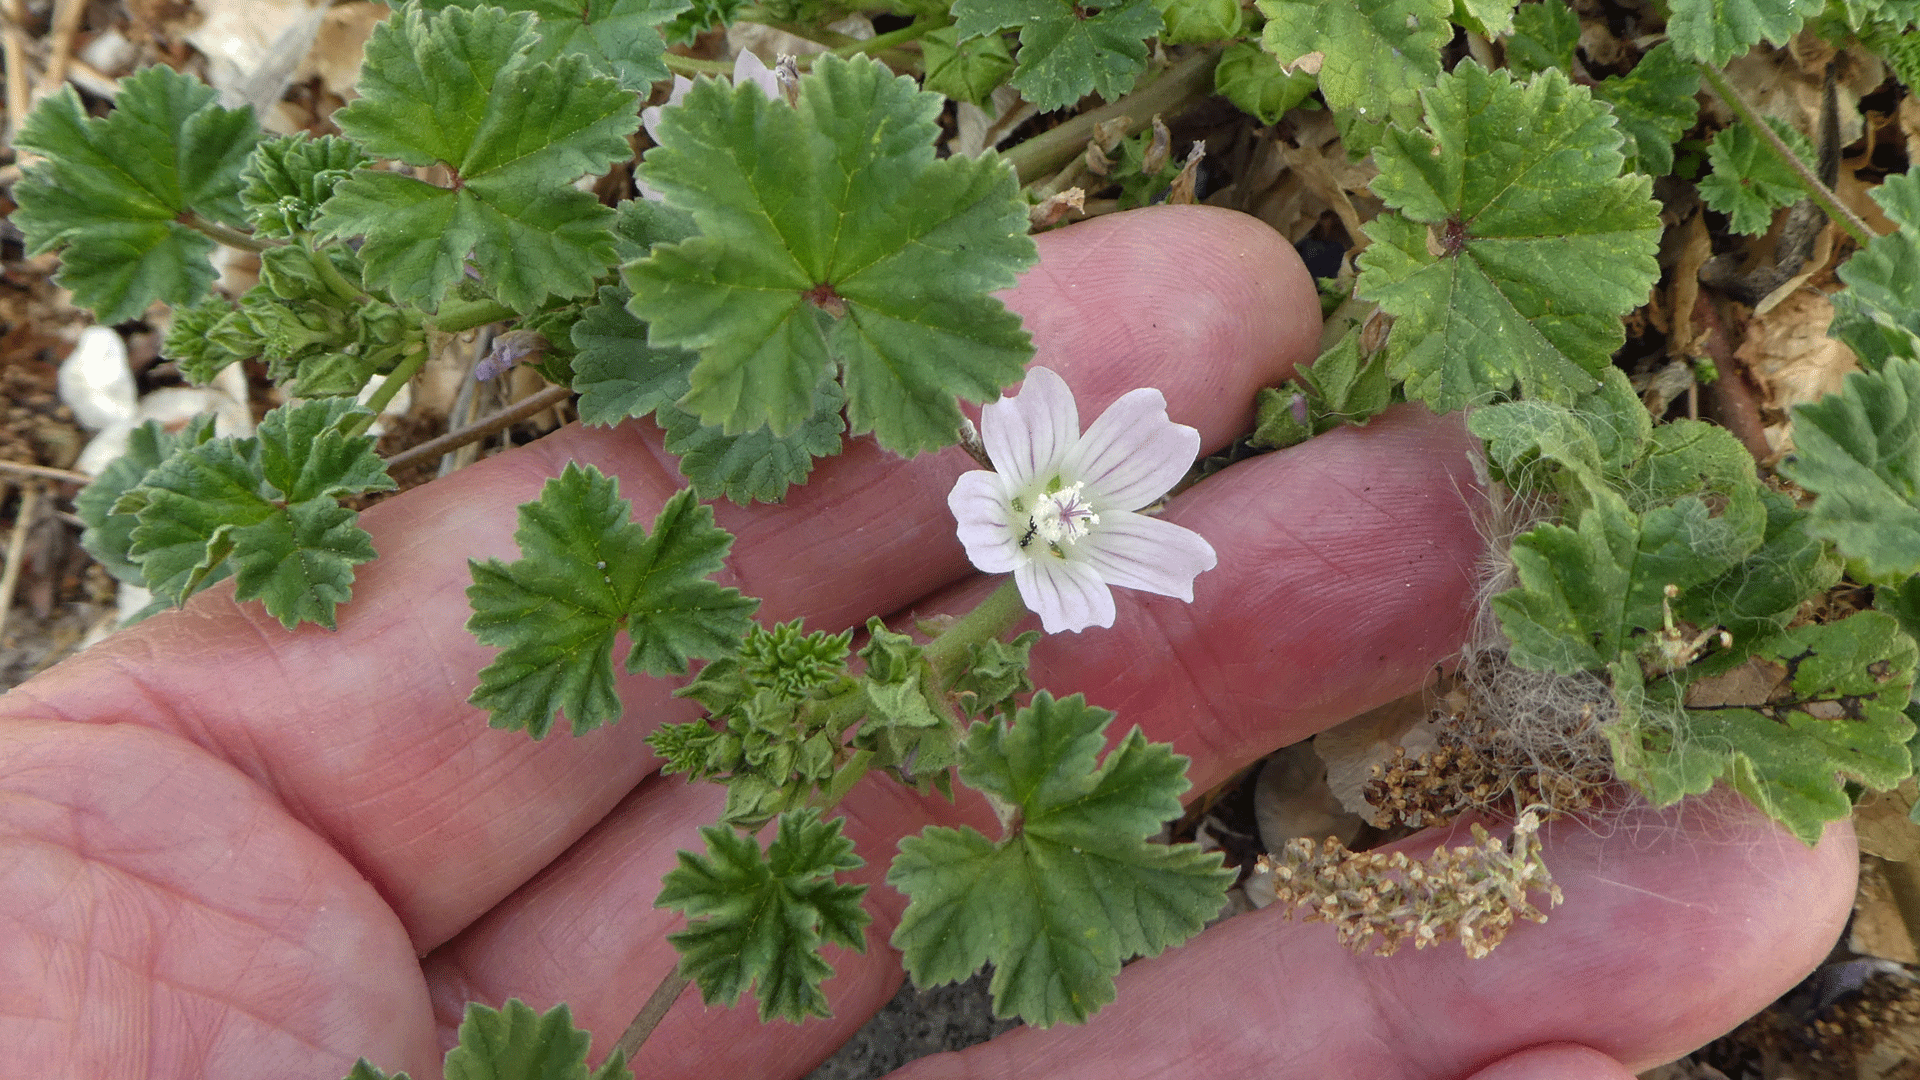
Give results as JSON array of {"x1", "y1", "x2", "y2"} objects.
[
  {"x1": 1697, "y1": 63, "x2": 1874, "y2": 246},
  {"x1": 1005, "y1": 49, "x2": 1221, "y2": 184},
  {"x1": 607, "y1": 970, "x2": 692, "y2": 1064},
  {"x1": 184, "y1": 212, "x2": 279, "y2": 253}
]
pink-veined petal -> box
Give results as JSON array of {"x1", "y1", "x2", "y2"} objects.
[
  {"x1": 1014, "y1": 557, "x2": 1116, "y2": 634},
  {"x1": 1074, "y1": 510, "x2": 1217, "y2": 601},
  {"x1": 734, "y1": 50, "x2": 781, "y2": 99},
  {"x1": 1064, "y1": 387, "x2": 1201, "y2": 511},
  {"x1": 948, "y1": 470, "x2": 1023, "y2": 573},
  {"x1": 981, "y1": 366, "x2": 1079, "y2": 489}
]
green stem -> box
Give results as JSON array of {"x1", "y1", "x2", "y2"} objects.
[
  {"x1": 184, "y1": 212, "x2": 279, "y2": 253},
  {"x1": 1697, "y1": 62, "x2": 1875, "y2": 246},
  {"x1": 663, "y1": 53, "x2": 735, "y2": 77},
  {"x1": 346, "y1": 345, "x2": 432, "y2": 439},
  {"x1": 308, "y1": 244, "x2": 366, "y2": 305},
  {"x1": 830, "y1": 16, "x2": 942, "y2": 59},
  {"x1": 608, "y1": 971, "x2": 691, "y2": 1066},
  {"x1": 923, "y1": 580, "x2": 1029, "y2": 678},
  {"x1": 1005, "y1": 49, "x2": 1222, "y2": 185},
  {"x1": 430, "y1": 297, "x2": 517, "y2": 335}
]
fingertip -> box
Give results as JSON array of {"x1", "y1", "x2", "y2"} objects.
[
  {"x1": 1009, "y1": 205, "x2": 1321, "y2": 443},
  {"x1": 1466, "y1": 1044, "x2": 1639, "y2": 1080}
]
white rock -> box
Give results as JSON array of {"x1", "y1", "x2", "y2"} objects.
[{"x1": 59, "y1": 326, "x2": 138, "y2": 432}]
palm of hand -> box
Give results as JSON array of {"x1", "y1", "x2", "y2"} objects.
[{"x1": 1, "y1": 207, "x2": 1853, "y2": 1080}]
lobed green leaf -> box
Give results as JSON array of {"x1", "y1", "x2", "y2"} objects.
[
  {"x1": 656, "y1": 808, "x2": 870, "y2": 1022},
  {"x1": 1357, "y1": 62, "x2": 1661, "y2": 411},
  {"x1": 12, "y1": 64, "x2": 259, "y2": 322},
  {"x1": 887, "y1": 693, "x2": 1232, "y2": 1027},
  {"x1": 627, "y1": 54, "x2": 1036, "y2": 456},
  {"x1": 345, "y1": 998, "x2": 632, "y2": 1080},
  {"x1": 412, "y1": 0, "x2": 691, "y2": 89},
  {"x1": 1778, "y1": 356, "x2": 1920, "y2": 583},
  {"x1": 466, "y1": 465, "x2": 758, "y2": 736}
]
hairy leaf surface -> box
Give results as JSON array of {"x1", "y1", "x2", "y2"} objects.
[
  {"x1": 344, "y1": 998, "x2": 631, "y2": 1080},
  {"x1": 1357, "y1": 62, "x2": 1661, "y2": 411},
  {"x1": 12, "y1": 65, "x2": 258, "y2": 322},
  {"x1": 466, "y1": 466, "x2": 758, "y2": 736},
  {"x1": 627, "y1": 55, "x2": 1035, "y2": 455},
  {"x1": 656, "y1": 808, "x2": 870, "y2": 1022},
  {"x1": 317, "y1": 4, "x2": 638, "y2": 312},
  {"x1": 888, "y1": 693, "x2": 1232, "y2": 1027}
]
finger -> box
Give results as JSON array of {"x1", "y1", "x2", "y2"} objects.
[
  {"x1": 0, "y1": 717, "x2": 441, "y2": 1078},
  {"x1": 1, "y1": 205, "x2": 1320, "y2": 953},
  {"x1": 420, "y1": 406, "x2": 1491, "y2": 1073},
  {"x1": 880, "y1": 803, "x2": 1856, "y2": 1080}
]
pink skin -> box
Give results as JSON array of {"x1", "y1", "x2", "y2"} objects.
[{"x1": 0, "y1": 206, "x2": 1854, "y2": 1079}]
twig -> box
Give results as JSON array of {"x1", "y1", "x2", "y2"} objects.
[
  {"x1": 2, "y1": 0, "x2": 31, "y2": 145},
  {"x1": 1698, "y1": 63, "x2": 1875, "y2": 247},
  {"x1": 382, "y1": 382, "x2": 574, "y2": 474},
  {"x1": 40, "y1": 0, "x2": 82, "y2": 99},
  {"x1": 0, "y1": 458, "x2": 91, "y2": 485},
  {"x1": 0, "y1": 483, "x2": 43, "y2": 644},
  {"x1": 607, "y1": 971, "x2": 691, "y2": 1065}
]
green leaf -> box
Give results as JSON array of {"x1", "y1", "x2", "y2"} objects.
[
  {"x1": 627, "y1": 54, "x2": 1036, "y2": 456},
  {"x1": 1356, "y1": 62, "x2": 1662, "y2": 411},
  {"x1": 571, "y1": 286, "x2": 701, "y2": 426},
  {"x1": 1673, "y1": 487, "x2": 1840, "y2": 654},
  {"x1": 1591, "y1": 43, "x2": 1700, "y2": 177},
  {"x1": 664, "y1": 0, "x2": 748, "y2": 45},
  {"x1": 1453, "y1": 0, "x2": 1517, "y2": 36},
  {"x1": 74, "y1": 415, "x2": 221, "y2": 587},
  {"x1": 1862, "y1": 18, "x2": 1920, "y2": 92},
  {"x1": 1698, "y1": 119, "x2": 1814, "y2": 235},
  {"x1": 946, "y1": 630, "x2": 1040, "y2": 718},
  {"x1": 1257, "y1": 0, "x2": 1452, "y2": 148},
  {"x1": 317, "y1": 3, "x2": 638, "y2": 313},
  {"x1": 658, "y1": 387, "x2": 845, "y2": 505},
  {"x1": 1505, "y1": 0, "x2": 1578, "y2": 76},
  {"x1": 112, "y1": 399, "x2": 394, "y2": 628},
  {"x1": 11, "y1": 64, "x2": 259, "y2": 323},
  {"x1": 656, "y1": 808, "x2": 870, "y2": 1022},
  {"x1": 163, "y1": 296, "x2": 250, "y2": 384},
  {"x1": 1778, "y1": 356, "x2": 1920, "y2": 583},
  {"x1": 240, "y1": 133, "x2": 369, "y2": 238},
  {"x1": 1156, "y1": 0, "x2": 1243, "y2": 43},
  {"x1": 411, "y1": 0, "x2": 691, "y2": 88},
  {"x1": 887, "y1": 692, "x2": 1233, "y2": 1027},
  {"x1": 952, "y1": 0, "x2": 1163, "y2": 110},
  {"x1": 1666, "y1": 0, "x2": 1822, "y2": 64},
  {"x1": 1214, "y1": 40, "x2": 1319, "y2": 124},
  {"x1": 1469, "y1": 366, "x2": 1651, "y2": 502},
  {"x1": 345, "y1": 998, "x2": 632, "y2": 1080},
  {"x1": 1828, "y1": 171, "x2": 1920, "y2": 370},
  {"x1": 920, "y1": 25, "x2": 1017, "y2": 108},
  {"x1": 1611, "y1": 612, "x2": 1918, "y2": 845},
  {"x1": 1493, "y1": 487, "x2": 1766, "y2": 674},
  {"x1": 466, "y1": 467, "x2": 759, "y2": 736}
]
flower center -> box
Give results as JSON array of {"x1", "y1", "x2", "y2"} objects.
[{"x1": 1025, "y1": 482, "x2": 1099, "y2": 549}]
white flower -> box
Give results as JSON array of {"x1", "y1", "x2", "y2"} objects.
[
  {"x1": 948, "y1": 367, "x2": 1218, "y2": 634},
  {"x1": 639, "y1": 52, "x2": 781, "y2": 201}
]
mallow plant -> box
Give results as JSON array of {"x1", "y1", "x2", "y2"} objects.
[{"x1": 14, "y1": 0, "x2": 1920, "y2": 1071}]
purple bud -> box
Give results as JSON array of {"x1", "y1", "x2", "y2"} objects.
[
  {"x1": 474, "y1": 330, "x2": 547, "y2": 381},
  {"x1": 1289, "y1": 392, "x2": 1309, "y2": 428}
]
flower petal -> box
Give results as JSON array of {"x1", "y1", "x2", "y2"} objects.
[
  {"x1": 1014, "y1": 557, "x2": 1116, "y2": 634},
  {"x1": 641, "y1": 75, "x2": 694, "y2": 143},
  {"x1": 734, "y1": 50, "x2": 781, "y2": 100},
  {"x1": 1064, "y1": 387, "x2": 1201, "y2": 511},
  {"x1": 948, "y1": 470, "x2": 1022, "y2": 574},
  {"x1": 1074, "y1": 510, "x2": 1217, "y2": 601},
  {"x1": 981, "y1": 366, "x2": 1079, "y2": 489}
]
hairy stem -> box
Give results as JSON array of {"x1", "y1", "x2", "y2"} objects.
[
  {"x1": 608, "y1": 971, "x2": 692, "y2": 1065},
  {"x1": 663, "y1": 53, "x2": 735, "y2": 76},
  {"x1": 922, "y1": 579, "x2": 1029, "y2": 678},
  {"x1": 382, "y1": 382, "x2": 573, "y2": 472},
  {"x1": 184, "y1": 212, "x2": 279, "y2": 252},
  {"x1": 1005, "y1": 49, "x2": 1221, "y2": 184},
  {"x1": 430, "y1": 297, "x2": 518, "y2": 335},
  {"x1": 1697, "y1": 63, "x2": 1874, "y2": 246},
  {"x1": 308, "y1": 244, "x2": 366, "y2": 305},
  {"x1": 345, "y1": 346, "x2": 432, "y2": 440},
  {"x1": 830, "y1": 15, "x2": 943, "y2": 59}
]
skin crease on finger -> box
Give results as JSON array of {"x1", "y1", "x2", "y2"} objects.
[{"x1": 0, "y1": 205, "x2": 1336, "y2": 1078}]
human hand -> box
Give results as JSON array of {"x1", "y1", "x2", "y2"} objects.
[{"x1": 0, "y1": 206, "x2": 1853, "y2": 1080}]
